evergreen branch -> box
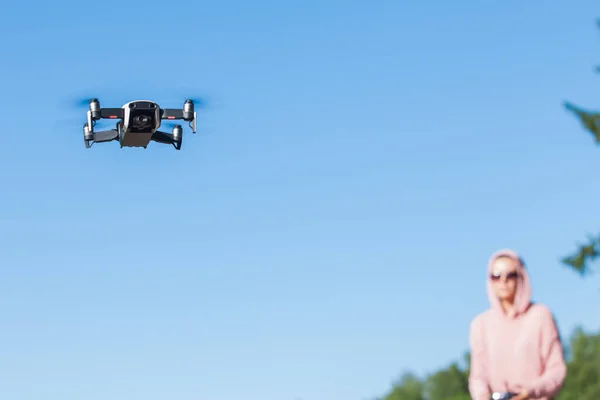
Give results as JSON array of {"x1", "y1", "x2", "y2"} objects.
[
  {"x1": 561, "y1": 234, "x2": 600, "y2": 276},
  {"x1": 563, "y1": 102, "x2": 600, "y2": 144}
]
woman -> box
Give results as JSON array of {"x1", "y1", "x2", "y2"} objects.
[{"x1": 468, "y1": 249, "x2": 567, "y2": 400}]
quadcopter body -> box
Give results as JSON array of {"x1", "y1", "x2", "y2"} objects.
[{"x1": 82, "y1": 98, "x2": 198, "y2": 150}]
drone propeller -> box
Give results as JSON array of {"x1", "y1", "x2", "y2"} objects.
[
  {"x1": 155, "y1": 88, "x2": 214, "y2": 108},
  {"x1": 183, "y1": 97, "x2": 208, "y2": 107},
  {"x1": 71, "y1": 97, "x2": 99, "y2": 109},
  {"x1": 59, "y1": 91, "x2": 215, "y2": 134},
  {"x1": 69, "y1": 95, "x2": 210, "y2": 111},
  {"x1": 67, "y1": 86, "x2": 214, "y2": 108}
]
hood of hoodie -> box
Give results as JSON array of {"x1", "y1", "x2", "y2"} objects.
[{"x1": 486, "y1": 249, "x2": 532, "y2": 318}]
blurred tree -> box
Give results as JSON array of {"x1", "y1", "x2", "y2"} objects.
[
  {"x1": 383, "y1": 373, "x2": 425, "y2": 400},
  {"x1": 375, "y1": 328, "x2": 600, "y2": 400},
  {"x1": 561, "y1": 20, "x2": 600, "y2": 276},
  {"x1": 423, "y1": 362, "x2": 469, "y2": 400},
  {"x1": 557, "y1": 327, "x2": 600, "y2": 400}
]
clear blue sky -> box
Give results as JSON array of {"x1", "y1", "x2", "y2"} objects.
[{"x1": 1, "y1": 1, "x2": 599, "y2": 399}]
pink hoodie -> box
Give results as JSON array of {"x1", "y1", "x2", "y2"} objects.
[{"x1": 468, "y1": 249, "x2": 567, "y2": 400}]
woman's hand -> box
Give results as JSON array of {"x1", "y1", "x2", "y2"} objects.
[{"x1": 513, "y1": 389, "x2": 530, "y2": 400}]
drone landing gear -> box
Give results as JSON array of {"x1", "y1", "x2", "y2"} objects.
[
  {"x1": 151, "y1": 126, "x2": 183, "y2": 150},
  {"x1": 83, "y1": 124, "x2": 119, "y2": 148},
  {"x1": 82, "y1": 115, "x2": 184, "y2": 150}
]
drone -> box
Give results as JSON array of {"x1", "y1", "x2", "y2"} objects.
[{"x1": 81, "y1": 98, "x2": 198, "y2": 150}]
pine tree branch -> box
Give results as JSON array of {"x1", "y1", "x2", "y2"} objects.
[
  {"x1": 561, "y1": 234, "x2": 600, "y2": 276},
  {"x1": 563, "y1": 102, "x2": 600, "y2": 144},
  {"x1": 560, "y1": 20, "x2": 600, "y2": 281}
]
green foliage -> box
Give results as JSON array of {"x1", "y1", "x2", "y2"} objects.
[
  {"x1": 561, "y1": 19, "x2": 600, "y2": 276},
  {"x1": 423, "y1": 363, "x2": 469, "y2": 400},
  {"x1": 384, "y1": 373, "x2": 425, "y2": 400},
  {"x1": 376, "y1": 328, "x2": 600, "y2": 400},
  {"x1": 560, "y1": 234, "x2": 600, "y2": 277},
  {"x1": 563, "y1": 102, "x2": 600, "y2": 144},
  {"x1": 559, "y1": 328, "x2": 600, "y2": 400}
]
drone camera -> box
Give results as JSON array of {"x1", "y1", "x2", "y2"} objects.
[{"x1": 126, "y1": 101, "x2": 160, "y2": 133}]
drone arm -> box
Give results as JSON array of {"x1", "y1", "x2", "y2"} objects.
[
  {"x1": 93, "y1": 130, "x2": 119, "y2": 142},
  {"x1": 160, "y1": 108, "x2": 184, "y2": 120},
  {"x1": 152, "y1": 130, "x2": 182, "y2": 150},
  {"x1": 99, "y1": 108, "x2": 124, "y2": 119},
  {"x1": 161, "y1": 109, "x2": 197, "y2": 134},
  {"x1": 84, "y1": 125, "x2": 119, "y2": 148},
  {"x1": 88, "y1": 108, "x2": 124, "y2": 125}
]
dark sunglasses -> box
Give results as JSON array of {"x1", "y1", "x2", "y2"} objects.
[{"x1": 490, "y1": 271, "x2": 519, "y2": 281}]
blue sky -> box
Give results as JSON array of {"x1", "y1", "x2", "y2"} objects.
[{"x1": 1, "y1": 1, "x2": 600, "y2": 399}]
